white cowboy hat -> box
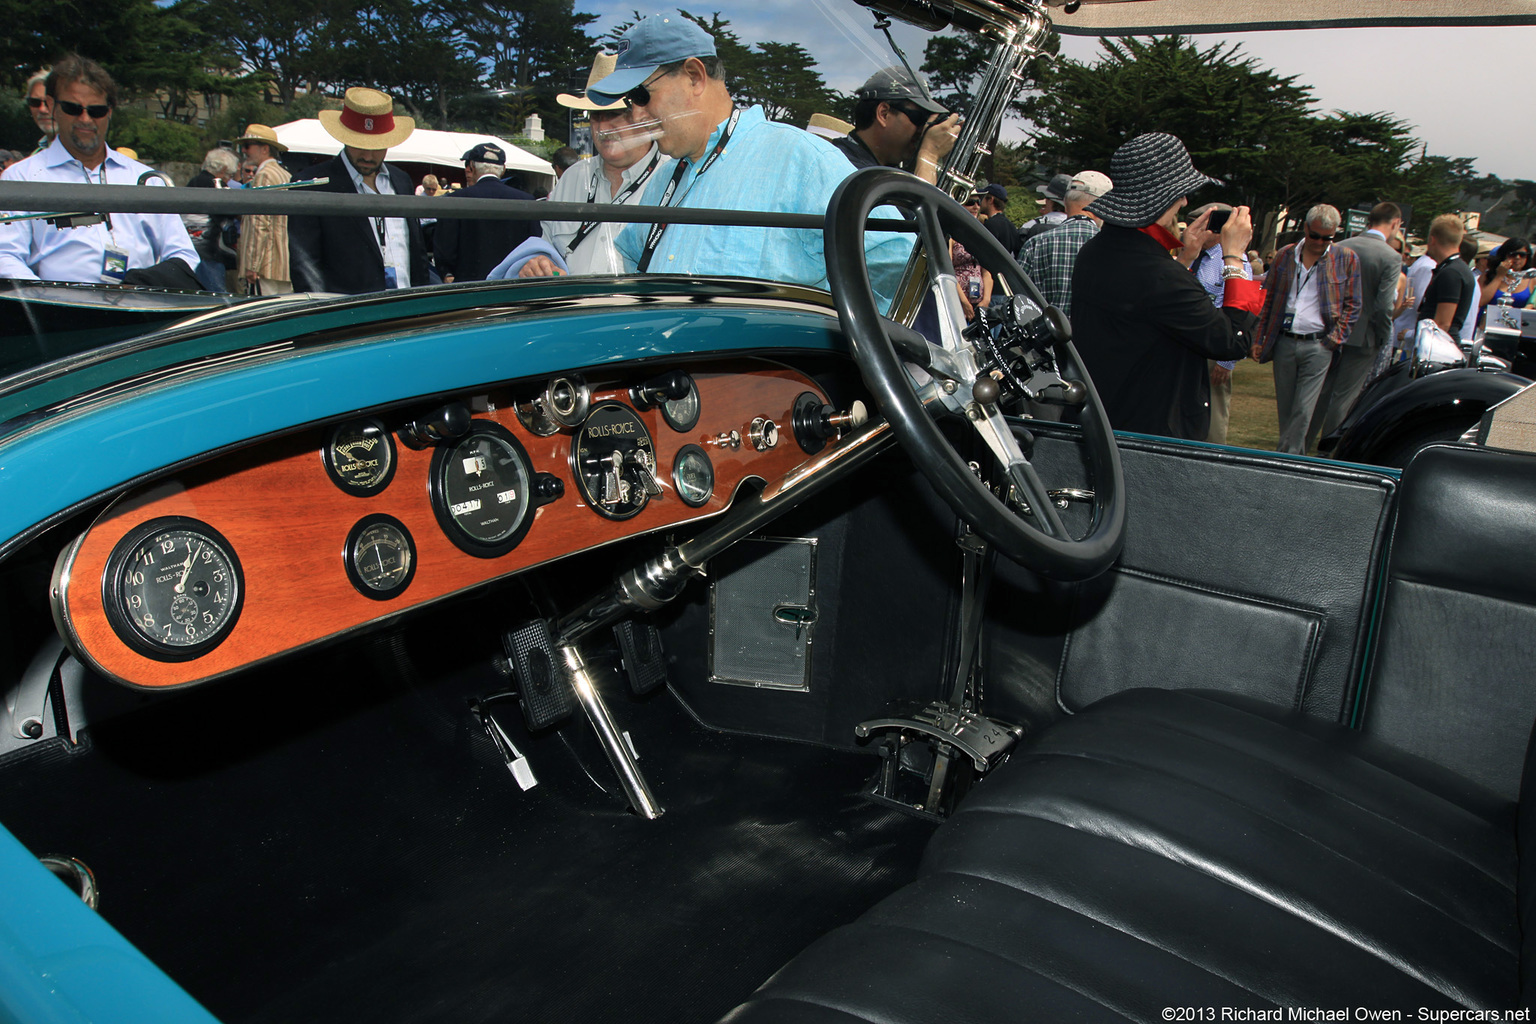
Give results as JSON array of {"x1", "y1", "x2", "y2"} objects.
[{"x1": 557, "y1": 53, "x2": 628, "y2": 113}]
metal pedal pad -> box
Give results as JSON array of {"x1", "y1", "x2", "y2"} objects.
[
  {"x1": 502, "y1": 619, "x2": 573, "y2": 731},
  {"x1": 613, "y1": 620, "x2": 667, "y2": 695}
]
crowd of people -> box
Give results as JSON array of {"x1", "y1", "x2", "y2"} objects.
[{"x1": 0, "y1": 15, "x2": 1513, "y2": 456}]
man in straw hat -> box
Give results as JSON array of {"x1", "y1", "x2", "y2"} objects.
[
  {"x1": 288, "y1": 88, "x2": 426, "y2": 294},
  {"x1": 1070, "y1": 132, "x2": 1264, "y2": 441},
  {"x1": 579, "y1": 13, "x2": 910, "y2": 303},
  {"x1": 521, "y1": 50, "x2": 671, "y2": 278},
  {"x1": 235, "y1": 123, "x2": 292, "y2": 294}
]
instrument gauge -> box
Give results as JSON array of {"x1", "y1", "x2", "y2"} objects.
[
  {"x1": 322, "y1": 418, "x2": 396, "y2": 496},
  {"x1": 344, "y1": 514, "x2": 416, "y2": 600},
  {"x1": 102, "y1": 517, "x2": 243, "y2": 661},
  {"x1": 430, "y1": 421, "x2": 537, "y2": 557},
  {"x1": 672, "y1": 445, "x2": 714, "y2": 507},
  {"x1": 571, "y1": 403, "x2": 660, "y2": 520},
  {"x1": 660, "y1": 375, "x2": 701, "y2": 432}
]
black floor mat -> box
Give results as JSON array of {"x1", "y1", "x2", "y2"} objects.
[{"x1": 0, "y1": 638, "x2": 933, "y2": 1024}]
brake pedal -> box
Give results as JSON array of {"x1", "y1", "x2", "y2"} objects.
[
  {"x1": 613, "y1": 620, "x2": 668, "y2": 695},
  {"x1": 501, "y1": 619, "x2": 573, "y2": 731}
]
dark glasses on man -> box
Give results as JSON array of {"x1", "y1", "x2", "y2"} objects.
[
  {"x1": 590, "y1": 104, "x2": 631, "y2": 123},
  {"x1": 26, "y1": 96, "x2": 46, "y2": 108},
  {"x1": 55, "y1": 100, "x2": 111, "y2": 119},
  {"x1": 1305, "y1": 230, "x2": 1333, "y2": 241},
  {"x1": 624, "y1": 68, "x2": 675, "y2": 108}
]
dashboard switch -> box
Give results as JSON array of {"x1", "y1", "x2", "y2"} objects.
[
  {"x1": 630, "y1": 371, "x2": 692, "y2": 410},
  {"x1": 749, "y1": 417, "x2": 779, "y2": 451},
  {"x1": 399, "y1": 401, "x2": 471, "y2": 449}
]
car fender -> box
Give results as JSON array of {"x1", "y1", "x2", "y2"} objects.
[{"x1": 1332, "y1": 367, "x2": 1531, "y2": 464}]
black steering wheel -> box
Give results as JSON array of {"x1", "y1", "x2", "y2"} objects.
[{"x1": 824, "y1": 166, "x2": 1125, "y2": 581}]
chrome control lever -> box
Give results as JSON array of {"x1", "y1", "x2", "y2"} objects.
[{"x1": 627, "y1": 448, "x2": 663, "y2": 496}]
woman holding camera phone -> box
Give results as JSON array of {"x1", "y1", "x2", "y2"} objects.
[{"x1": 1478, "y1": 237, "x2": 1533, "y2": 309}]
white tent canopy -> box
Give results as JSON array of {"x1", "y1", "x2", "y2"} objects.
[{"x1": 272, "y1": 120, "x2": 553, "y2": 182}]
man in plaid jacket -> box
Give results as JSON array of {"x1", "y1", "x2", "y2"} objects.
[{"x1": 1252, "y1": 205, "x2": 1362, "y2": 455}]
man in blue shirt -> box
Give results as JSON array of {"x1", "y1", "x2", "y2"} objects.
[
  {"x1": 587, "y1": 13, "x2": 911, "y2": 309},
  {"x1": 0, "y1": 56, "x2": 198, "y2": 286}
]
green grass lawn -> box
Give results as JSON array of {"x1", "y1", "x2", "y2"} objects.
[{"x1": 1226, "y1": 359, "x2": 1280, "y2": 453}]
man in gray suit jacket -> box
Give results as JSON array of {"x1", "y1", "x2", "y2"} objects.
[{"x1": 1308, "y1": 202, "x2": 1404, "y2": 448}]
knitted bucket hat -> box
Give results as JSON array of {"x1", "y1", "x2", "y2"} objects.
[
  {"x1": 1087, "y1": 132, "x2": 1219, "y2": 228},
  {"x1": 319, "y1": 88, "x2": 415, "y2": 149}
]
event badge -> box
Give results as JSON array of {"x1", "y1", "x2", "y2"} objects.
[
  {"x1": 101, "y1": 246, "x2": 129, "y2": 283},
  {"x1": 1281, "y1": 311, "x2": 1295, "y2": 334},
  {"x1": 384, "y1": 267, "x2": 398, "y2": 289}
]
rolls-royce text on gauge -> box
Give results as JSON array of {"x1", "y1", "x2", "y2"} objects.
[
  {"x1": 321, "y1": 418, "x2": 396, "y2": 496},
  {"x1": 571, "y1": 402, "x2": 661, "y2": 520},
  {"x1": 101, "y1": 517, "x2": 244, "y2": 661},
  {"x1": 430, "y1": 421, "x2": 563, "y2": 557}
]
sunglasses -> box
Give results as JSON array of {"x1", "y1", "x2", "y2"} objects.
[
  {"x1": 1305, "y1": 230, "x2": 1334, "y2": 241},
  {"x1": 55, "y1": 99, "x2": 112, "y2": 119},
  {"x1": 26, "y1": 96, "x2": 47, "y2": 108},
  {"x1": 625, "y1": 67, "x2": 676, "y2": 108},
  {"x1": 589, "y1": 104, "x2": 631, "y2": 123}
]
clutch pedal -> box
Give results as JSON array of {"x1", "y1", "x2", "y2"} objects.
[{"x1": 501, "y1": 619, "x2": 573, "y2": 731}]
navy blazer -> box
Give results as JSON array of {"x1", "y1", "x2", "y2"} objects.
[
  {"x1": 433, "y1": 175, "x2": 540, "y2": 282},
  {"x1": 288, "y1": 153, "x2": 428, "y2": 294}
]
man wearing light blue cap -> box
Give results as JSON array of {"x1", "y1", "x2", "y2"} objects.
[{"x1": 587, "y1": 11, "x2": 910, "y2": 306}]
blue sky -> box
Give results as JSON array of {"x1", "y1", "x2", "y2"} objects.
[{"x1": 581, "y1": 3, "x2": 1536, "y2": 182}]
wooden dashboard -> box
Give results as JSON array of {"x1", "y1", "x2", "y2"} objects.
[{"x1": 51, "y1": 358, "x2": 835, "y2": 690}]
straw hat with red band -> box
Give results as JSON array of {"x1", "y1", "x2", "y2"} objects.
[{"x1": 319, "y1": 88, "x2": 415, "y2": 149}]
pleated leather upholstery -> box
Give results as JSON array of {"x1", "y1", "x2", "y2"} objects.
[{"x1": 722, "y1": 690, "x2": 1521, "y2": 1022}]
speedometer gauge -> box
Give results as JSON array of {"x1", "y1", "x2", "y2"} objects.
[
  {"x1": 102, "y1": 517, "x2": 243, "y2": 661},
  {"x1": 430, "y1": 421, "x2": 538, "y2": 557}
]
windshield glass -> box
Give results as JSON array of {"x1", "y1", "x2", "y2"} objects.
[{"x1": 2, "y1": 0, "x2": 1533, "y2": 385}]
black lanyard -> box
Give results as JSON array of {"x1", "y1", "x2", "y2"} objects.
[
  {"x1": 637, "y1": 109, "x2": 740, "y2": 273},
  {"x1": 569, "y1": 151, "x2": 660, "y2": 253}
]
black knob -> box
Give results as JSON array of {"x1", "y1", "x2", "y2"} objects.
[
  {"x1": 972, "y1": 376, "x2": 1001, "y2": 406},
  {"x1": 399, "y1": 401, "x2": 471, "y2": 449},
  {"x1": 531, "y1": 473, "x2": 565, "y2": 504},
  {"x1": 631, "y1": 372, "x2": 691, "y2": 410}
]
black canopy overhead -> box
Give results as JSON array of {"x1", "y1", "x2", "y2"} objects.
[{"x1": 1046, "y1": 0, "x2": 1536, "y2": 33}]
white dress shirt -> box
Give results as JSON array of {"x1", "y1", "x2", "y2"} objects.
[
  {"x1": 340, "y1": 150, "x2": 411, "y2": 288},
  {"x1": 0, "y1": 138, "x2": 198, "y2": 283},
  {"x1": 1287, "y1": 242, "x2": 1329, "y2": 336},
  {"x1": 542, "y1": 144, "x2": 667, "y2": 276}
]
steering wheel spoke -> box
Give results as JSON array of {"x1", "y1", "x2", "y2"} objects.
[
  {"x1": 968, "y1": 404, "x2": 1069, "y2": 538},
  {"x1": 825, "y1": 166, "x2": 1125, "y2": 581}
]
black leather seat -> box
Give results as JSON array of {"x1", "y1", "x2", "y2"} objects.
[{"x1": 722, "y1": 445, "x2": 1536, "y2": 1021}]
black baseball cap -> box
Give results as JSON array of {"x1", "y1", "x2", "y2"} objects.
[
  {"x1": 855, "y1": 66, "x2": 946, "y2": 115},
  {"x1": 461, "y1": 142, "x2": 506, "y2": 164}
]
